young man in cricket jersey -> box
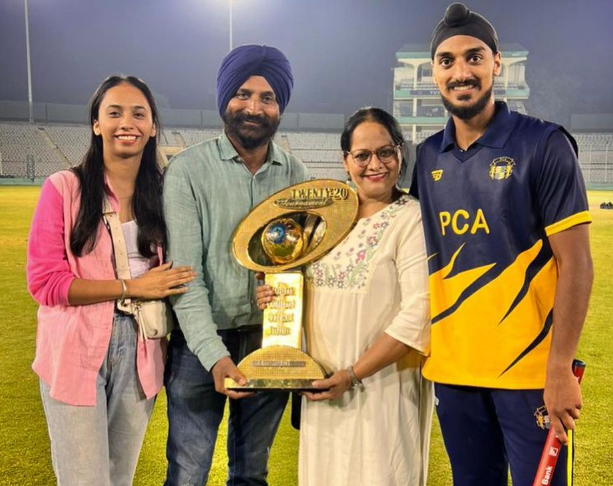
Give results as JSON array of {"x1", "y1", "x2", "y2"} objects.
[{"x1": 411, "y1": 3, "x2": 593, "y2": 485}]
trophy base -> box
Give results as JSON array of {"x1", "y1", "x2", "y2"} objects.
[
  {"x1": 225, "y1": 345, "x2": 326, "y2": 391},
  {"x1": 225, "y1": 378, "x2": 323, "y2": 391}
]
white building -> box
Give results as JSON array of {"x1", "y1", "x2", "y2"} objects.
[{"x1": 393, "y1": 43, "x2": 530, "y2": 142}]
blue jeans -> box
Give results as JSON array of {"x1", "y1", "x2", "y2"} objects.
[
  {"x1": 435, "y1": 384, "x2": 569, "y2": 486},
  {"x1": 40, "y1": 313, "x2": 155, "y2": 486},
  {"x1": 164, "y1": 327, "x2": 289, "y2": 486}
]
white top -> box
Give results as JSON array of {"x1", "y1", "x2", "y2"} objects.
[
  {"x1": 299, "y1": 194, "x2": 433, "y2": 486},
  {"x1": 121, "y1": 220, "x2": 157, "y2": 278}
]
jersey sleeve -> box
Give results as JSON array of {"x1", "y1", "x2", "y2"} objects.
[{"x1": 534, "y1": 129, "x2": 591, "y2": 236}]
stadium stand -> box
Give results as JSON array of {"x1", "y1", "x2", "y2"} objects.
[
  {"x1": 282, "y1": 132, "x2": 345, "y2": 179},
  {"x1": 284, "y1": 131, "x2": 339, "y2": 149},
  {"x1": 174, "y1": 128, "x2": 222, "y2": 148},
  {"x1": 1, "y1": 122, "x2": 611, "y2": 185},
  {"x1": 0, "y1": 123, "x2": 69, "y2": 177},
  {"x1": 44, "y1": 124, "x2": 90, "y2": 166},
  {"x1": 407, "y1": 130, "x2": 439, "y2": 144},
  {"x1": 573, "y1": 133, "x2": 613, "y2": 185},
  {"x1": 0, "y1": 123, "x2": 349, "y2": 180},
  {"x1": 393, "y1": 43, "x2": 530, "y2": 141},
  {"x1": 575, "y1": 133, "x2": 613, "y2": 150},
  {"x1": 290, "y1": 150, "x2": 340, "y2": 163}
]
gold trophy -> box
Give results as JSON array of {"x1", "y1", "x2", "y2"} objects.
[{"x1": 225, "y1": 179, "x2": 359, "y2": 390}]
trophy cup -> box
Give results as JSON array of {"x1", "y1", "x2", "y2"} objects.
[{"x1": 225, "y1": 179, "x2": 359, "y2": 390}]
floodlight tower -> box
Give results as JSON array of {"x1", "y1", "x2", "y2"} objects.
[
  {"x1": 24, "y1": 0, "x2": 33, "y2": 123},
  {"x1": 229, "y1": 0, "x2": 233, "y2": 51}
]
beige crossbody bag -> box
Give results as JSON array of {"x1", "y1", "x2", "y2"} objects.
[{"x1": 102, "y1": 198, "x2": 174, "y2": 340}]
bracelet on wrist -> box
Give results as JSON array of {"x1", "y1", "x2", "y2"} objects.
[
  {"x1": 346, "y1": 365, "x2": 364, "y2": 391},
  {"x1": 118, "y1": 278, "x2": 127, "y2": 302}
]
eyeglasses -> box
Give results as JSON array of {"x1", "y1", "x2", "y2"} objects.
[{"x1": 344, "y1": 144, "x2": 401, "y2": 167}]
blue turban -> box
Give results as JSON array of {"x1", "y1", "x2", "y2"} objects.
[{"x1": 216, "y1": 44, "x2": 294, "y2": 117}]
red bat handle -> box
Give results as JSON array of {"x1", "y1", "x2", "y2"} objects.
[{"x1": 532, "y1": 359, "x2": 586, "y2": 486}]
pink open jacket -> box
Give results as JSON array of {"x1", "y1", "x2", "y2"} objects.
[{"x1": 27, "y1": 170, "x2": 166, "y2": 406}]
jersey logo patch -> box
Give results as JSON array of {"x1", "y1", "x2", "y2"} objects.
[
  {"x1": 431, "y1": 169, "x2": 444, "y2": 181},
  {"x1": 489, "y1": 157, "x2": 515, "y2": 180},
  {"x1": 534, "y1": 405, "x2": 551, "y2": 430}
]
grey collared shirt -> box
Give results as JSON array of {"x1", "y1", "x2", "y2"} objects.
[{"x1": 163, "y1": 133, "x2": 309, "y2": 370}]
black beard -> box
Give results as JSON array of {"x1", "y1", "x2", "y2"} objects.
[
  {"x1": 223, "y1": 111, "x2": 280, "y2": 150},
  {"x1": 441, "y1": 84, "x2": 493, "y2": 121}
]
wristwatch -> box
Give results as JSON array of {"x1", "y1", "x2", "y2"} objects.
[{"x1": 346, "y1": 365, "x2": 364, "y2": 391}]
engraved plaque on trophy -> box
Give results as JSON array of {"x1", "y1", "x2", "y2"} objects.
[{"x1": 225, "y1": 179, "x2": 359, "y2": 390}]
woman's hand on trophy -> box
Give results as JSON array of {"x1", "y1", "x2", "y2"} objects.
[
  {"x1": 255, "y1": 284, "x2": 275, "y2": 310},
  {"x1": 302, "y1": 371, "x2": 352, "y2": 401}
]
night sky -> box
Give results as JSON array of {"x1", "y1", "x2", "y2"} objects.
[{"x1": 1, "y1": 0, "x2": 612, "y2": 125}]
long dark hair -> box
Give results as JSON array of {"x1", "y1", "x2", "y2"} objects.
[
  {"x1": 70, "y1": 75, "x2": 165, "y2": 258},
  {"x1": 340, "y1": 107, "x2": 407, "y2": 175}
]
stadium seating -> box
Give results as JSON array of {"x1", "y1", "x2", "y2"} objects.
[
  {"x1": 1, "y1": 122, "x2": 611, "y2": 184},
  {"x1": 283, "y1": 131, "x2": 339, "y2": 149},
  {"x1": 44, "y1": 125, "x2": 90, "y2": 166},
  {"x1": 574, "y1": 133, "x2": 613, "y2": 150},
  {"x1": 410, "y1": 130, "x2": 439, "y2": 143},
  {"x1": 0, "y1": 123, "x2": 68, "y2": 177},
  {"x1": 173, "y1": 129, "x2": 222, "y2": 147}
]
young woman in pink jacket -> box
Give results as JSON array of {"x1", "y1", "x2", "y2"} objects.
[{"x1": 26, "y1": 75, "x2": 195, "y2": 486}]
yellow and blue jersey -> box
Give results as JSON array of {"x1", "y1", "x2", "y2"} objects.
[{"x1": 411, "y1": 102, "x2": 591, "y2": 389}]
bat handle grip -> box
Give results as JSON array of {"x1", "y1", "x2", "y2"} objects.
[
  {"x1": 531, "y1": 359, "x2": 586, "y2": 486},
  {"x1": 571, "y1": 359, "x2": 586, "y2": 384}
]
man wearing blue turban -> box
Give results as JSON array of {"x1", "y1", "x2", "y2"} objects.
[{"x1": 163, "y1": 45, "x2": 308, "y2": 486}]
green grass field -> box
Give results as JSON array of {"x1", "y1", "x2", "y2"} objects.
[{"x1": 1, "y1": 186, "x2": 611, "y2": 486}]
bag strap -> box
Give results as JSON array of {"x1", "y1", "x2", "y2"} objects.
[
  {"x1": 102, "y1": 197, "x2": 133, "y2": 310},
  {"x1": 102, "y1": 198, "x2": 158, "y2": 343}
]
